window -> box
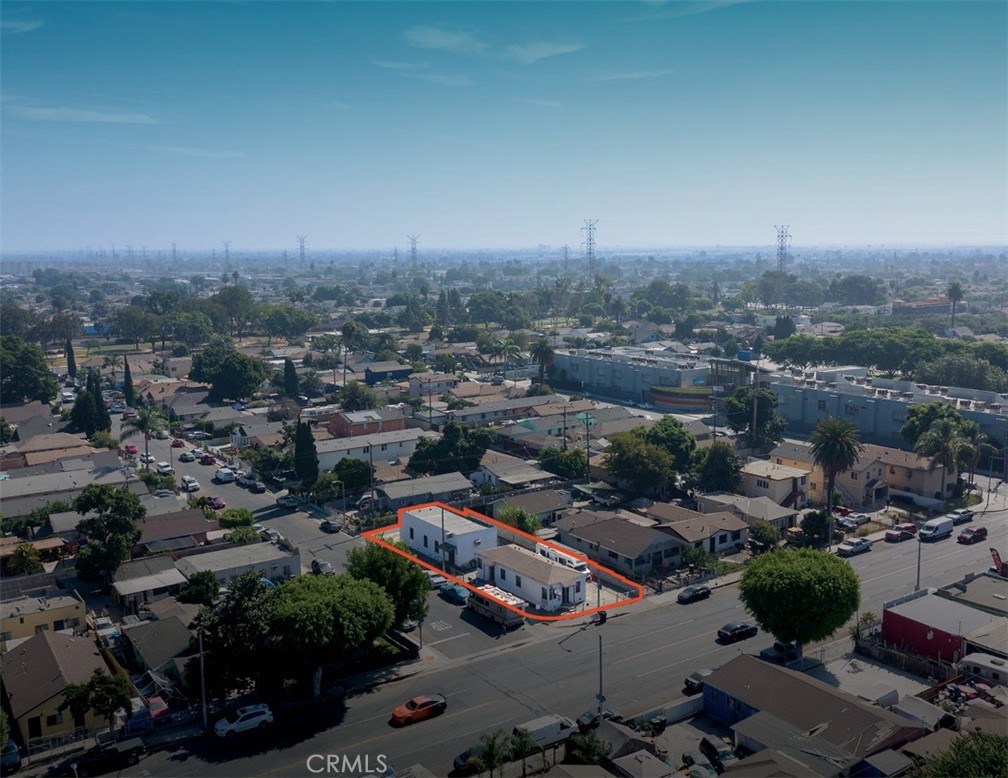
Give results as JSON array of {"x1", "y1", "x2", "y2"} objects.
[
  {"x1": 775, "y1": 458, "x2": 782, "y2": 464},
  {"x1": 515, "y1": 575, "x2": 522, "y2": 587},
  {"x1": 46, "y1": 712, "x2": 63, "y2": 727},
  {"x1": 434, "y1": 541, "x2": 440, "y2": 554},
  {"x1": 817, "y1": 399, "x2": 827, "y2": 410},
  {"x1": 845, "y1": 404, "x2": 859, "y2": 417},
  {"x1": 718, "y1": 534, "x2": 728, "y2": 544},
  {"x1": 890, "y1": 466, "x2": 896, "y2": 475},
  {"x1": 381, "y1": 444, "x2": 387, "y2": 451},
  {"x1": 500, "y1": 569, "x2": 506, "y2": 581},
  {"x1": 756, "y1": 478, "x2": 769, "y2": 489},
  {"x1": 575, "y1": 581, "x2": 581, "y2": 593},
  {"x1": 0, "y1": 631, "x2": 9, "y2": 641},
  {"x1": 53, "y1": 619, "x2": 65, "y2": 631},
  {"x1": 811, "y1": 482, "x2": 817, "y2": 490},
  {"x1": 363, "y1": 447, "x2": 370, "y2": 453},
  {"x1": 409, "y1": 527, "x2": 414, "y2": 540},
  {"x1": 542, "y1": 586, "x2": 548, "y2": 600},
  {"x1": 851, "y1": 472, "x2": 858, "y2": 480},
  {"x1": 608, "y1": 550, "x2": 618, "y2": 560},
  {"x1": 731, "y1": 530, "x2": 741, "y2": 541},
  {"x1": 423, "y1": 535, "x2": 428, "y2": 548}
]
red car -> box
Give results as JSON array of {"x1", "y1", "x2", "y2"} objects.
[
  {"x1": 390, "y1": 694, "x2": 447, "y2": 726},
  {"x1": 172, "y1": 438, "x2": 186, "y2": 448},
  {"x1": 123, "y1": 444, "x2": 139, "y2": 456},
  {"x1": 200, "y1": 453, "x2": 217, "y2": 465},
  {"x1": 208, "y1": 496, "x2": 226, "y2": 510},
  {"x1": 957, "y1": 525, "x2": 987, "y2": 544},
  {"x1": 885, "y1": 522, "x2": 917, "y2": 542},
  {"x1": 832, "y1": 506, "x2": 853, "y2": 517}
]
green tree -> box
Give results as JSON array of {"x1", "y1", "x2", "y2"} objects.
[
  {"x1": 529, "y1": 337, "x2": 554, "y2": 385},
  {"x1": 65, "y1": 338, "x2": 77, "y2": 379},
  {"x1": 476, "y1": 728, "x2": 512, "y2": 778},
  {"x1": 565, "y1": 729, "x2": 612, "y2": 765},
  {"x1": 122, "y1": 357, "x2": 134, "y2": 407},
  {"x1": 691, "y1": 441, "x2": 743, "y2": 494},
  {"x1": 946, "y1": 280, "x2": 965, "y2": 330},
  {"x1": 539, "y1": 446, "x2": 588, "y2": 480},
  {"x1": 749, "y1": 519, "x2": 780, "y2": 547},
  {"x1": 339, "y1": 380, "x2": 379, "y2": 412},
  {"x1": 192, "y1": 571, "x2": 277, "y2": 695},
  {"x1": 178, "y1": 570, "x2": 220, "y2": 606},
  {"x1": 190, "y1": 338, "x2": 269, "y2": 402},
  {"x1": 333, "y1": 458, "x2": 375, "y2": 492},
  {"x1": 603, "y1": 430, "x2": 675, "y2": 496},
  {"x1": 809, "y1": 417, "x2": 865, "y2": 525},
  {"x1": 227, "y1": 525, "x2": 261, "y2": 544},
  {"x1": 643, "y1": 415, "x2": 697, "y2": 473},
  {"x1": 914, "y1": 418, "x2": 964, "y2": 501},
  {"x1": 0, "y1": 709, "x2": 8, "y2": 750},
  {"x1": 273, "y1": 574, "x2": 393, "y2": 699},
  {"x1": 85, "y1": 370, "x2": 111, "y2": 433},
  {"x1": 59, "y1": 669, "x2": 131, "y2": 734},
  {"x1": 218, "y1": 507, "x2": 255, "y2": 529},
  {"x1": 510, "y1": 727, "x2": 540, "y2": 777},
  {"x1": 495, "y1": 505, "x2": 542, "y2": 535},
  {"x1": 0, "y1": 334, "x2": 59, "y2": 404},
  {"x1": 120, "y1": 405, "x2": 168, "y2": 470},
  {"x1": 293, "y1": 420, "x2": 319, "y2": 485},
  {"x1": 72, "y1": 484, "x2": 145, "y2": 580},
  {"x1": 900, "y1": 400, "x2": 965, "y2": 448},
  {"x1": 907, "y1": 730, "x2": 1007, "y2": 778},
  {"x1": 408, "y1": 420, "x2": 492, "y2": 475},
  {"x1": 0, "y1": 417, "x2": 12, "y2": 445},
  {"x1": 345, "y1": 540, "x2": 430, "y2": 627},
  {"x1": 956, "y1": 421, "x2": 996, "y2": 488},
  {"x1": 800, "y1": 510, "x2": 833, "y2": 549},
  {"x1": 283, "y1": 357, "x2": 299, "y2": 396},
  {"x1": 212, "y1": 284, "x2": 256, "y2": 338},
  {"x1": 738, "y1": 548, "x2": 860, "y2": 646},
  {"x1": 8, "y1": 541, "x2": 44, "y2": 575},
  {"x1": 723, "y1": 385, "x2": 787, "y2": 447}
]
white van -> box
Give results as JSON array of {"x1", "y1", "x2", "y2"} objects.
[
  {"x1": 919, "y1": 516, "x2": 953, "y2": 542},
  {"x1": 512, "y1": 714, "x2": 576, "y2": 749},
  {"x1": 214, "y1": 467, "x2": 236, "y2": 483}
]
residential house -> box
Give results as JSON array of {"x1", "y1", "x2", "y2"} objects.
[
  {"x1": 1, "y1": 632, "x2": 107, "y2": 743},
  {"x1": 364, "y1": 361, "x2": 413, "y2": 386},
  {"x1": 112, "y1": 556, "x2": 188, "y2": 613},
  {"x1": 0, "y1": 592, "x2": 84, "y2": 652},
  {"x1": 409, "y1": 372, "x2": 460, "y2": 398},
  {"x1": 881, "y1": 588, "x2": 1005, "y2": 663},
  {"x1": 475, "y1": 544, "x2": 587, "y2": 613},
  {"x1": 230, "y1": 421, "x2": 286, "y2": 448},
  {"x1": 175, "y1": 542, "x2": 300, "y2": 586},
  {"x1": 740, "y1": 461, "x2": 810, "y2": 508},
  {"x1": 315, "y1": 428, "x2": 439, "y2": 472},
  {"x1": 121, "y1": 616, "x2": 193, "y2": 685},
  {"x1": 0, "y1": 468, "x2": 147, "y2": 520},
  {"x1": 769, "y1": 439, "x2": 888, "y2": 509},
  {"x1": 553, "y1": 510, "x2": 680, "y2": 579},
  {"x1": 469, "y1": 451, "x2": 555, "y2": 489},
  {"x1": 645, "y1": 502, "x2": 749, "y2": 557},
  {"x1": 326, "y1": 408, "x2": 407, "y2": 438},
  {"x1": 377, "y1": 472, "x2": 474, "y2": 511},
  {"x1": 426, "y1": 394, "x2": 557, "y2": 429},
  {"x1": 697, "y1": 493, "x2": 800, "y2": 533},
  {"x1": 0, "y1": 401, "x2": 55, "y2": 437},
  {"x1": 400, "y1": 505, "x2": 496, "y2": 569},
  {"x1": 1, "y1": 432, "x2": 94, "y2": 470},
  {"x1": 862, "y1": 443, "x2": 957, "y2": 505},
  {"x1": 135, "y1": 508, "x2": 220, "y2": 556},
  {"x1": 489, "y1": 490, "x2": 572, "y2": 526}
]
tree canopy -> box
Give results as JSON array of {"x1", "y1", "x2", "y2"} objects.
[
  {"x1": 409, "y1": 421, "x2": 492, "y2": 475},
  {"x1": 691, "y1": 441, "x2": 743, "y2": 494},
  {"x1": 539, "y1": 446, "x2": 587, "y2": 480},
  {"x1": 643, "y1": 415, "x2": 697, "y2": 473},
  {"x1": 0, "y1": 334, "x2": 59, "y2": 404},
  {"x1": 900, "y1": 400, "x2": 966, "y2": 448},
  {"x1": 907, "y1": 730, "x2": 1007, "y2": 778},
  {"x1": 189, "y1": 338, "x2": 269, "y2": 402},
  {"x1": 59, "y1": 669, "x2": 132, "y2": 733},
  {"x1": 72, "y1": 484, "x2": 145, "y2": 579},
  {"x1": 293, "y1": 420, "x2": 319, "y2": 485},
  {"x1": 345, "y1": 540, "x2": 430, "y2": 627},
  {"x1": 723, "y1": 385, "x2": 787, "y2": 447},
  {"x1": 809, "y1": 417, "x2": 864, "y2": 515},
  {"x1": 602, "y1": 430, "x2": 675, "y2": 496},
  {"x1": 738, "y1": 548, "x2": 860, "y2": 645}
]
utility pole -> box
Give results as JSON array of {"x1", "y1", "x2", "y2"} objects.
[
  {"x1": 199, "y1": 629, "x2": 208, "y2": 730},
  {"x1": 583, "y1": 413, "x2": 591, "y2": 480},
  {"x1": 597, "y1": 633, "x2": 604, "y2": 716},
  {"x1": 297, "y1": 235, "x2": 307, "y2": 269}
]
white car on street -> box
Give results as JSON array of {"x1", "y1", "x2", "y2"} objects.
[
  {"x1": 156, "y1": 461, "x2": 174, "y2": 476},
  {"x1": 214, "y1": 704, "x2": 273, "y2": 737},
  {"x1": 837, "y1": 538, "x2": 872, "y2": 557},
  {"x1": 181, "y1": 475, "x2": 200, "y2": 492}
]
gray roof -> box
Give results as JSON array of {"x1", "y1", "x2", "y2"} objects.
[
  {"x1": 175, "y1": 542, "x2": 296, "y2": 576},
  {"x1": 476, "y1": 544, "x2": 584, "y2": 586},
  {"x1": 379, "y1": 472, "x2": 473, "y2": 501},
  {"x1": 1, "y1": 632, "x2": 105, "y2": 719},
  {"x1": 700, "y1": 493, "x2": 798, "y2": 522},
  {"x1": 491, "y1": 490, "x2": 570, "y2": 516},
  {"x1": 886, "y1": 591, "x2": 999, "y2": 637},
  {"x1": 122, "y1": 615, "x2": 192, "y2": 671},
  {"x1": 556, "y1": 514, "x2": 669, "y2": 558},
  {"x1": 315, "y1": 428, "x2": 438, "y2": 454}
]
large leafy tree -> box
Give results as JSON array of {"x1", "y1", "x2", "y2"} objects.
[
  {"x1": 293, "y1": 420, "x2": 319, "y2": 485},
  {"x1": 191, "y1": 571, "x2": 277, "y2": 695},
  {"x1": 914, "y1": 418, "x2": 964, "y2": 500},
  {"x1": 120, "y1": 405, "x2": 168, "y2": 470},
  {"x1": 345, "y1": 540, "x2": 430, "y2": 627},
  {"x1": 723, "y1": 385, "x2": 787, "y2": 447},
  {"x1": 333, "y1": 458, "x2": 375, "y2": 492},
  {"x1": 809, "y1": 417, "x2": 864, "y2": 523},
  {"x1": 946, "y1": 280, "x2": 965, "y2": 330},
  {"x1": 738, "y1": 548, "x2": 860, "y2": 646},
  {"x1": 409, "y1": 420, "x2": 493, "y2": 476},
  {"x1": 900, "y1": 400, "x2": 966, "y2": 448},
  {"x1": 0, "y1": 334, "x2": 59, "y2": 404},
  {"x1": 58, "y1": 668, "x2": 131, "y2": 734},
  {"x1": 339, "y1": 380, "x2": 379, "y2": 412},
  {"x1": 211, "y1": 284, "x2": 256, "y2": 338},
  {"x1": 643, "y1": 416, "x2": 697, "y2": 473},
  {"x1": 539, "y1": 446, "x2": 588, "y2": 480},
  {"x1": 178, "y1": 570, "x2": 220, "y2": 606},
  {"x1": 273, "y1": 574, "x2": 393, "y2": 699},
  {"x1": 907, "y1": 731, "x2": 1007, "y2": 778},
  {"x1": 690, "y1": 441, "x2": 743, "y2": 494},
  {"x1": 190, "y1": 338, "x2": 269, "y2": 401},
  {"x1": 72, "y1": 484, "x2": 145, "y2": 580},
  {"x1": 602, "y1": 430, "x2": 676, "y2": 496}
]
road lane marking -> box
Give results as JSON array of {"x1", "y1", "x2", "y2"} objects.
[{"x1": 428, "y1": 632, "x2": 471, "y2": 646}]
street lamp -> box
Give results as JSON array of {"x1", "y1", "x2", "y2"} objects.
[{"x1": 915, "y1": 536, "x2": 923, "y2": 591}]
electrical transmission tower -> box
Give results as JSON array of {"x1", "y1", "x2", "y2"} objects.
[
  {"x1": 297, "y1": 235, "x2": 307, "y2": 268},
  {"x1": 407, "y1": 235, "x2": 419, "y2": 271},
  {"x1": 223, "y1": 241, "x2": 231, "y2": 268},
  {"x1": 170, "y1": 242, "x2": 177, "y2": 262},
  {"x1": 582, "y1": 220, "x2": 598, "y2": 280},
  {"x1": 562, "y1": 244, "x2": 570, "y2": 278},
  {"x1": 775, "y1": 225, "x2": 791, "y2": 272}
]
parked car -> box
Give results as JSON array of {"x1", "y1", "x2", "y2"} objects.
[
  {"x1": 121, "y1": 409, "x2": 137, "y2": 419},
  {"x1": 717, "y1": 622, "x2": 758, "y2": 643},
  {"x1": 276, "y1": 494, "x2": 298, "y2": 509},
  {"x1": 181, "y1": 475, "x2": 200, "y2": 492},
  {"x1": 836, "y1": 517, "x2": 859, "y2": 533},
  {"x1": 139, "y1": 453, "x2": 155, "y2": 464},
  {"x1": 919, "y1": 516, "x2": 954, "y2": 542},
  {"x1": 759, "y1": 640, "x2": 802, "y2": 664},
  {"x1": 249, "y1": 480, "x2": 267, "y2": 493},
  {"x1": 576, "y1": 707, "x2": 622, "y2": 733},
  {"x1": 440, "y1": 583, "x2": 470, "y2": 605},
  {"x1": 208, "y1": 496, "x2": 226, "y2": 510},
  {"x1": 156, "y1": 461, "x2": 174, "y2": 475},
  {"x1": 75, "y1": 738, "x2": 146, "y2": 776},
  {"x1": 681, "y1": 750, "x2": 714, "y2": 772},
  {"x1": 108, "y1": 403, "x2": 125, "y2": 414},
  {"x1": 949, "y1": 508, "x2": 975, "y2": 525},
  {"x1": 831, "y1": 506, "x2": 853, "y2": 517},
  {"x1": 152, "y1": 489, "x2": 175, "y2": 499},
  {"x1": 320, "y1": 519, "x2": 341, "y2": 533},
  {"x1": 958, "y1": 525, "x2": 988, "y2": 544},
  {"x1": 453, "y1": 747, "x2": 485, "y2": 775},
  {"x1": 188, "y1": 430, "x2": 212, "y2": 440},
  {"x1": 123, "y1": 444, "x2": 139, "y2": 456},
  {"x1": 700, "y1": 736, "x2": 739, "y2": 773},
  {"x1": 200, "y1": 453, "x2": 217, "y2": 466},
  {"x1": 172, "y1": 438, "x2": 186, "y2": 447},
  {"x1": 192, "y1": 448, "x2": 205, "y2": 458},
  {"x1": 214, "y1": 704, "x2": 273, "y2": 736},
  {"x1": 1, "y1": 740, "x2": 22, "y2": 773},
  {"x1": 236, "y1": 472, "x2": 255, "y2": 487},
  {"x1": 311, "y1": 559, "x2": 335, "y2": 575},
  {"x1": 178, "y1": 451, "x2": 196, "y2": 462},
  {"x1": 677, "y1": 584, "x2": 712, "y2": 604},
  {"x1": 426, "y1": 570, "x2": 448, "y2": 589},
  {"x1": 848, "y1": 513, "x2": 871, "y2": 526},
  {"x1": 885, "y1": 523, "x2": 917, "y2": 542},
  {"x1": 684, "y1": 668, "x2": 714, "y2": 694},
  {"x1": 390, "y1": 694, "x2": 447, "y2": 725},
  {"x1": 837, "y1": 538, "x2": 872, "y2": 557},
  {"x1": 214, "y1": 467, "x2": 235, "y2": 483}
]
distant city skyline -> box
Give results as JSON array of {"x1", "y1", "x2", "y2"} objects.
[{"x1": 2, "y1": 1, "x2": 1005, "y2": 253}]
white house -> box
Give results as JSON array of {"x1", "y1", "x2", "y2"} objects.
[
  {"x1": 401, "y1": 505, "x2": 497, "y2": 569},
  {"x1": 740, "y1": 461, "x2": 810, "y2": 508},
  {"x1": 315, "y1": 428, "x2": 440, "y2": 472},
  {"x1": 175, "y1": 543, "x2": 300, "y2": 586},
  {"x1": 408, "y1": 372, "x2": 460, "y2": 398},
  {"x1": 475, "y1": 544, "x2": 587, "y2": 613}
]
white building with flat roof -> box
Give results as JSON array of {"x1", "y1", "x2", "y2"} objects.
[
  {"x1": 400, "y1": 505, "x2": 497, "y2": 569},
  {"x1": 475, "y1": 544, "x2": 587, "y2": 613},
  {"x1": 175, "y1": 543, "x2": 300, "y2": 586}
]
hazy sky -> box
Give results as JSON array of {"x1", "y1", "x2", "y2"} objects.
[{"x1": 2, "y1": 1, "x2": 1005, "y2": 254}]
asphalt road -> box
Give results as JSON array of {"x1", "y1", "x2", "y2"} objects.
[{"x1": 120, "y1": 503, "x2": 1006, "y2": 778}]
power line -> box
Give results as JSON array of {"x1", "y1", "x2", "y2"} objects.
[{"x1": 775, "y1": 225, "x2": 791, "y2": 272}]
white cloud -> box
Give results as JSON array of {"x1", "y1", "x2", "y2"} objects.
[
  {"x1": 403, "y1": 25, "x2": 489, "y2": 56},
  {"x1": 517, "y1": 98, "x2": 563, "y2": 109},
  {"x1": 1, "y1": 19, "x2": 43, "y2": 35},
  {"x1": 624, "y1": 0, "x2": 749, "y2": 23},
  {"x1": 7, "y1": 105, "x2": 157, "y2": 124},
  {"x1": 594, "y1": 69, "x2": 675, "y2": 81},
  {"x1": 503, "y1": 41, "x2": 585, "y2": 64},
  {"x1": 408, "y1": 73, "x2": 473, "y2": 87},
  {"x1": 150, "y1": 146, "x2": 244, "y2": 158}
]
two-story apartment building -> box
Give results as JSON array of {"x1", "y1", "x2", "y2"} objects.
[
  {"x1": 740, "y1": 461, "x2": 810, "y2": 508},
  {"x1": 862, "y1": 443, "x2": 958, "y2": 504},
  {"x1": 364, "y1": 361, "x2": 414, "y2": 386},
  {"x1": 409, "y1": 372, "x2": 460, "y2": 398},
  {"x1": 0, "y1": 593, "x2": 85, "y2": 652},
  {"x1": 400, "y1": 505, "x2": 496, "y2": 569},
  {"x1": 475, "y1": 544, "x2": 587, "y2": 613},
  {"x1": 770, "y1": 439, "x2": 888, "y2": 509},
  {"x1": 315, "y1": 428, "x2": 439, "y2": 471},
  {"x1": 325, "y1": 408, "x2": 407, "y2": 439}
]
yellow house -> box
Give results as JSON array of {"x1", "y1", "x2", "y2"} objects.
[
  {"x1": 0, "y1": 592, "x2": 85, "y2": 652},
  {"x1": 1, "y1": 632, "x2": 107, "y2": 744},
  {"x1": 770, "y1": 440, "x2": 888, "y2": 509}
]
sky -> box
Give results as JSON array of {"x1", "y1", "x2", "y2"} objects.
[{"x1": 1, "y1": 1, "x2": 1006, "y2": 254}]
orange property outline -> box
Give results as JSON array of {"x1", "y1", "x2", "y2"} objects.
[{"x1": 360, "y1": 501, "x2": 644, "y2": 622}]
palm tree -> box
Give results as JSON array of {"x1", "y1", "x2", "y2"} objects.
[
  {"x1": 946, "y1": 280, "x2": 965, "y2": 330},
  {"x1": 510, "y1": 728, "x2": 540, "y2": 778},
  {"x1": 956, "y1": 422, "x2": 996, "y2": 488},
  {"x1": 914, "y1": 418, "x2": 963, "y2": 501},
  {"x1": 495, "y1": 338, "x2": 521, "y2": 379},
  {"x1": 810, "y1": 417, "x2": 865, "y2": 548},
  {"x1": 529, "y1": 338, "x2": 554, "y2": 385},
  {"x1": 101, "y1": 354, "x2": 120, "y2": 387},
  {"x1": 341, "y1": 321, "x2": 358, "y2": 388},
  {"x1": 120, "y1": 405, "x2": 168, "y2": 470},
  {"x1": 477, "y1": 729, "x2": 512, "y2": 778}
]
